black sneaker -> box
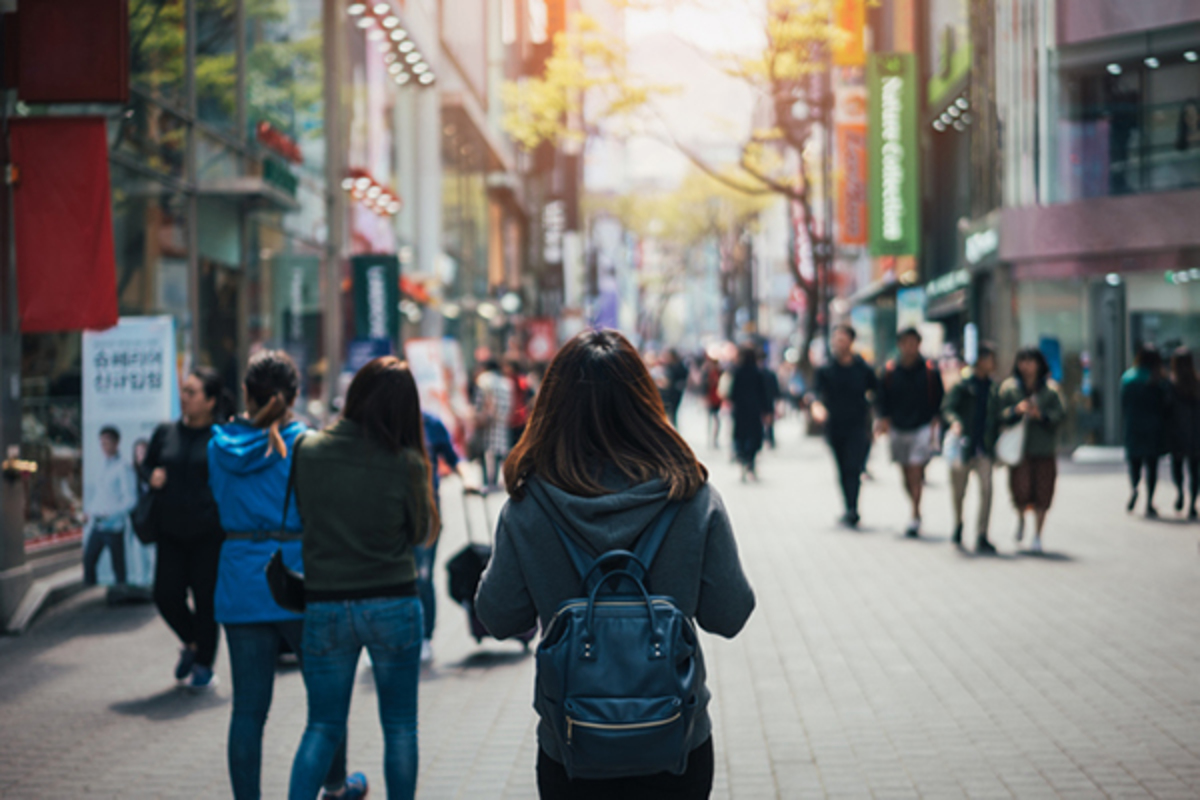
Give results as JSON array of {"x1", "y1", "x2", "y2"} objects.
[
  {"x1": 1127, "y1": 491, "x2": 1138, "y2": 512},
  {"x1": 976, "y1": 537, "x2": 997, "y2": 555},
  {"x1": 175, "y1": 647, "x2": 197, "y2": 681},
  {"x1": 904, "y1": 522, "x2": 920, "y2": 538},
  {"x1": 951, "y1": 524, "x2": 963, "y2": 546},
  {"x1": 1176, "y1": 494, "x2": 1185, "y2": 513},
  {"x1": 1146, "y1": 506, "x2": 1159, "y2": 520},
  {"x1": 838, "y1": 513, "x2": 860, "y2": 529},
  {"x1": 1189, "y1": 507, "x2": 1198, "y2": 521}
]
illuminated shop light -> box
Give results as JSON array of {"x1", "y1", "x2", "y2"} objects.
[
  {"x1": 418, "y1": 73, "x2": 435, "y2": 85},
  {"x1": 388, "y1": 63, "x2": 403, "y2": 75},
  {"x1": 340, "y1": 177, "x2": 355, "y2": 190},
  {"x1": 1145, "y1": 56, "x2": 1160, "y2": 69},
  {"x1": 961, "y1": 112, "x2": 973, "y2": 124},
  {"x1": 412, "y1": 62, "x2": 429, "y2": 74},
  {"x1": 367, "y1": 28, "x2": 385, "y2": 41},
  {"x1": 367, "y1": 186, "x2": 382, "y2": 199},
  {"x1": 354, "y1": 177, "x2": 371, "y2": 191},
  {"x1": 952, "y1": 120, "x2": 966, "y2": 132},
  {"x1": 356, "y1": 16, "x2": 374, "y2": 28},
  {"x1": 347, "y1": 3, "x2": 366, "y2": 15},
  {"x1": 373, "y1": 3, "x2": 390, "y2": 13},
  {"x1": 384, "y1": 53, "x2": 397, "y2": 64},
  {"x1": 390, "y1": 29, "x2": 408, "y2": 41},
  {"x1": 933, "y1": 120, "x2": 946, "y2": 132},
  {"x1": 405, "y1": 52, "x2": 421, "y2": 63},
  {"x1": 956, "y1": 97, "x2": 969, "y2": 110},
  {"x1": 383, "y1": 16, "x2": 400, "y2": 28},
  {"x1": 1106, "y1": 62, "x2": 1122, "y2": 75},
  {"x1": 395, "y1": 73, "x2": 411, "y2": 85},
  {"x1": 1186, "y1": 51, "x2": 1198, "y2": 62},
  {"x1": 947, "y1": 105, "x2": 961, "y2": 117},
  {"x1": 940, "y1": 113, "x2": 952, "y2": 125},
  {"x1": 399, "y1": 40, "x2": 415, "y2": 52}
]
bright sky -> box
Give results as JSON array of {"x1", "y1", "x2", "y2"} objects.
[{"x1": 625, "y1": 1, "x2": 765, "y2": 53}]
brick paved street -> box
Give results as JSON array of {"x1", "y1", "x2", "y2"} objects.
[{"x1": 2, "y1": 406, "x2": 1199, "y2": 799}]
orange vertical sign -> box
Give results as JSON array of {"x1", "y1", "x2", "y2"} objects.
[
  {"x1": 833, "y1": 0, "x2": 866, "y2": 66},
  {"x1": 837, "y1": 124, "x2": 868, "y2": 246}
]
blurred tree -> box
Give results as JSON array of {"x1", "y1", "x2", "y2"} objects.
[{"x1": 502, "y1": 1, "x2": 843, "y2": 369}]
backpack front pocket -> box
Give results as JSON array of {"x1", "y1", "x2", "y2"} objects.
[{"x1": 563, "y1": 695, "x2": 688, "y2": 778}]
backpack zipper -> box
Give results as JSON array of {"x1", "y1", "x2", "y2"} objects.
[{"x1": 567, "y1": 711, "x2": 682, "y2": 744}]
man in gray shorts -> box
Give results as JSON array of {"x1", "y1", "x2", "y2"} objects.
[{"x1": 876, "y1": 328, "x2": 945, "y2": 537}]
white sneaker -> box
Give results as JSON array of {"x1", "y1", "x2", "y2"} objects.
[
  {"x1": 1030, "y1": 536, "x2": 1043, "y2": 553},
  {"x1": 420, "y1": 640, "x2": 434, "y2": 665}
]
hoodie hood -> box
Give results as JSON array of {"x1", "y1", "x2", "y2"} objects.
[
  {"x1": 210, "y1": 419, "x2": 306, "y2": 476},
  {"x1": 523, "y1": 473, "x2": 672, "y2": 558}
]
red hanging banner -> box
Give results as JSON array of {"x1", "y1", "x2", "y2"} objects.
[{"x1": 10, "y1": 117, "x2": 119, "y2": 333}]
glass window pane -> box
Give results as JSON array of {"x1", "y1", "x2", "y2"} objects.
[
  {"x1": 196, "y1": 0, "x2": 239, "y2": 134},
  {"x1": 130, "y1": 0, "x2": 187, "y2": 107},
  {"x1": 110, "y1": 164, "x2": 190, "y2": 324},
  {"x1": 114, "y1": 95, "x2": 188, "y2": 180}
]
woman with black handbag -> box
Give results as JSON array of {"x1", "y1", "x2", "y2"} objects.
[
  {"x1": 287, "y1": 357, "x2": 436, "y2": 800},
  {"x1": 142, "y1": 367, "x2": 231, "y2": 690},
  {"x1": 208, "y1": 351, "x2": 366, "y2": 800}
]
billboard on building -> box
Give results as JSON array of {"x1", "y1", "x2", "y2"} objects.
[
  {"x1": 352, "y1": 254, "x2": 400, "y2": 343},
  {"x1": 81, "y1": 316, "x2": 179, "y2": 590},
  {"x1": 868, "y1": 53, "x2": 920, "y2": 257},
  {"x1": 927, "y1": 0, "x2": 971, "y2": 108},
  {"x1": 833, "y1": 0, "x2": 866, "y2": 66},
  {"x1": 836, "y1": 124, "x2": 869, "y2": 246}
]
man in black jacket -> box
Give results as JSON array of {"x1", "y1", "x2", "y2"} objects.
[
  {"x1": 811, "y1": 325, "x2": 878, "y2": 528},
  {"x1": 877, "y1": 328, "x2": 945, "y2": 537},
  {"x1": 941, "y1": 342, "x2": 1001, "y2": 552}
]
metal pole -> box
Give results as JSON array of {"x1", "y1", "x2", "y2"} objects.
[{"x1": 322, "y1": 0, "x2": 345, "y2": 415}]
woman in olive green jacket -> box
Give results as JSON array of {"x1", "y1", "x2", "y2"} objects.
[{"x1": 998, "y1": 347, "x2": 1066, "y2": 552}]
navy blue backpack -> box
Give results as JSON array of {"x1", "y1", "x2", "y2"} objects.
[{"x1": 533, "y1": 501, "x2": 707, "y2": 780}]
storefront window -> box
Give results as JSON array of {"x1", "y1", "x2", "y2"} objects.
[
  {"x1": 111, "y1": 165, "x2": 190, "y2": 324},
  {"x1": 196, "y1": 0, "x2": 239, "y2": 134},
  {"x1": 1126, "y1": 272, "x2": 1200, "y2": 352},
  {"x1": 130, "y1": 0, "x2": 187, "y2": 108},
  {"x1": 1057, "y1": 48, "x2": 1200, "y2": 202},
  {"x1": 1017, "y1": 279, "x2": 1089, "y2": 448}
]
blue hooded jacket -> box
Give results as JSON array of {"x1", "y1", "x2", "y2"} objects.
[{"x1": 209, "y1": 419, "x2": 307, "y2": 624}]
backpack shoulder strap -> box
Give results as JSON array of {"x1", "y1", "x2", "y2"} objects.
[
  {"x1": 279, "y1": 431, "x2": 307, "y2": 536},
  {"x1": 632, "y1": 502, "x2": 682, "y2": 572},
  {"x1": 526, "y1": 482, "x2": 595, "y2": 579}
]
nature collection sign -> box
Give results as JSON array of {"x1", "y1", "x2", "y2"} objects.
[{"x1": 868, "y1": 53, "x2": 920, "y2": 257}]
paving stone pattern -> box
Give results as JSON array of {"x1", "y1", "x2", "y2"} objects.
[{"x1": 1, "y1": 407, "x2": 1198, "y2": 798}]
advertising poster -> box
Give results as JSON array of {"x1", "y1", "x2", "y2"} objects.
[
  {"x1": 351, "y1": 254, "x2": 400, "y2": 343},
  {"x1": 927, "y1": 0, "x2": 971, "y2": 108},
  {"x1": 405, "y1": 338, "x2": 451, "y2": 425},
  {"x1": 868, "y1": 53, "x2": 920, "y2": 257},
  {"x1": 836, "y1": 124, "x2": 869, "y2": 246},
  {"x1": 81, "y1": 316, "x2": 179, "y2": 589},
  {"x1": 833, "y1": 0, "x2": 866, "y2": 67}
]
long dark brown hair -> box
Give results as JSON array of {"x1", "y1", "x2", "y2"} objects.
[
  {"x1": 1172, "y1": 347, "x2": 1199, "y2": 403},
  {"x1": 342, "y1": 357, "x2": 439, "y2": 540},
  {"x1": 503, "y1": 330, "x2": 708, "y2": 501}
]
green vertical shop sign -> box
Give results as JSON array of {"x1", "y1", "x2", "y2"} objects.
[
  {"x1": 868, "y1": 53, "x2": 920, "y2": 257},
  {"x1": 352, "y1": 254, "x2": 400, "y2": 342}
]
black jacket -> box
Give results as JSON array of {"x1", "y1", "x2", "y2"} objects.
[
  {"x1": 143, "y1": 420, "x2": 223, "y2": 542},
  {"x1": 878, "y1": 359, "x2": 945, "y2": 432},
  {"x1": 1169, "y1": 382, "x2": 1200, "y2": 458},
  {"x1": 814, "y1": 355, "x2": 877, "y2": 435}
]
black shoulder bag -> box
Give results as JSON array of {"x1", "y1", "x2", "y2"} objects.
[
  {"x1": 131, "y1": 423, "x2": 173, "y2": 545},
  {"x1": 265, "y1": 433, "x2": 307, "y2": 614}
]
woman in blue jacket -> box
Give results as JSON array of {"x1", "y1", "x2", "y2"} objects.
[{"x1": 209, "y1": 351, "x2": 365, "y2": 800}]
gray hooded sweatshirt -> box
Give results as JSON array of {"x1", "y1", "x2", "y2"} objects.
[{"x1": 475, "y1": 474, "x2": 756, "y2": 765}]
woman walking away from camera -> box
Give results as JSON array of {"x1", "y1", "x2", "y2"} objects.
[
  {"x1": 208, "y1": 351, "x2": 363, "y2": 800},
  {"x1": 999, "y1": 347, "x2": 1066, "y2": 552},
  {"x1": 143, "y1": 367, "x2": 232, "y2": 690},
  {"x1": 476, "y1": 330, "x2": 756, "y2": 800},
  {"x1": 1168, "y1": 348, "x2": 1200, "y2": 519},
  {"x1": 288, "y1": 357, "x2": 436, "y2": 800},
  {"x1": 1121, "y1": 344, "x2": 1170, "y2": 518},
  {"x1": 730, "y1": 346, "x2": 771, "y2": 481}
]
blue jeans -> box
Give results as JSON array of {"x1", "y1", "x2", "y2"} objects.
[
  {"x1": 413, "y1": 540, "x2": 438, "y2": 640},
  {"x1": 289, "y1": 598, "x2": 423, "y2": 800},
  {"x1": 225, "y1": 621, "x2": 347, "y2": 800}
]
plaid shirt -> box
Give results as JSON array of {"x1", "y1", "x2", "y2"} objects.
[{"x1": 475, "y1": 372, "x2": 513, "y2": 455}]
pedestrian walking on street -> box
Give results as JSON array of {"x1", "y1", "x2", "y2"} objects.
[
  {"x1": 703, "y1": 357, "x2": 723, "y2": 448},
  {"x1": 475, "y1": 329, "x2": 755, "y2": 800},
  {"x1": 660, "y1": 349, "x2": 690, "y2": 429},
  {"x1": 810, "y1": 324, "x2": 878, "y2": 528},
  {"x1": 208, "y1": 351, "x2": 360, "y2": 800},
  {"x1": 288, "y1": 357, "x2": 436, "y2": 800},
  {"x1": 1122, "y1": 344, "x2": 1171, "y2": 518},
  {"x1": 473, "y1": 359, "x2": 512, "y2": 491},
  {"x1": 876, "y1": 328, "x2": 946, "y2": 538},
  {"x1": 1168, "y1": 347, "x2": 1200, "y2": 519},
  {"x1": 760, "y1": 357, "x2": 781, "y2": 449},
  {"x1": 941, "y1": 343, "x2": 1002, "y2": 552},
  {"x1": 730, "y1": 346, "x2": 771, "y2": 481},
  {"x1": 414, "y1": 410, "x2": 471, "y2": 665},
  {"x1": 143, "y1": 367, "x2": 232, "y2": 690},
  {"x1": 999, "y1": 347, "x2": 1066, "y2": 551}
]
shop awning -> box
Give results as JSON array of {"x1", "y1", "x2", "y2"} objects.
[
  {"x1": 198, "y1": 176, "x2": 301, "y2": 213},
  {"x1": 10, "y1": 117, "x2": 118, "y2": 332},
  {"x1": 441, "y1": 91, "x2": 512, "y2": 173}
]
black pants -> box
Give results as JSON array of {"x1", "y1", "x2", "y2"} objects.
[
  {"x1": 828, "y1": 430, "x2": 870, "y2": 517},
  {"x1": 83, "y1": 526, "x2": 127, "y2": 585},
  {"x1": 537, "y1": 737, "x2": 714, "y2": 800},
  {"x1": 1171, "y1": 453, "x2": 1200, "y2": 510},
  {"x1": 153, "y1": 534, "x2": 223, "y2": 668},
  {"x1": 1128, "y1": 456, "x2": 1159, "y2": 503}
]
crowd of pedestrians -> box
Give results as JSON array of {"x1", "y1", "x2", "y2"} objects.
[
  {"x1": 128, "y1": 331, "x2": 755, "y2": 799},
  {"x1": 1121, "y1": 344, "x2": 1200, "y2": 520}
]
